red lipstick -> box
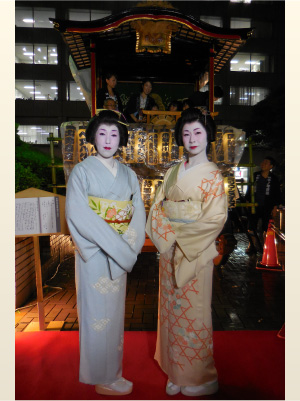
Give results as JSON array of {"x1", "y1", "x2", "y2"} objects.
[
  {"x1": 104, "y1": 147, "x2": 111, "y2": 150},
  {"x1": 190, "y1": 146, "x2": 197, "y2": 149}
]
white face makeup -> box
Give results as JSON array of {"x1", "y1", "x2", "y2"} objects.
[
  {"x1": 95, "y1": 124, "x2": 120, "y2": 159},
  {"x1": 182, "y1": 121, "x2": 208, "y2": 157}
]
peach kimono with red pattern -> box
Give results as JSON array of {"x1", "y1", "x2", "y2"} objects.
[{"x1": 146, "y1": 161, "x2": 227, "y2": 386}]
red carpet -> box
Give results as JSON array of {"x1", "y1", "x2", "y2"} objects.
[{"x1": 15, "y1": 330, "x2": 284, "y2": 400}]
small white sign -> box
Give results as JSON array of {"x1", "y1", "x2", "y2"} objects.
[{"x1": 15, "y1": 197, "x2": 61, "y2": 236}]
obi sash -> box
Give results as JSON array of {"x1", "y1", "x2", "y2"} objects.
[
  {"x1": 162, "y1": 200, "x2": 202, "y2": 224},
  {"x1": 88, "y1": 196, "x2": 133, "y2": 235}
]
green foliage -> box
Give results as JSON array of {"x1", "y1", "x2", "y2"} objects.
[
  {"x1": 15, "y1": 162, "x2": 45, "y2": 192},
  {"x1": 15, "y1": 140, "x2": 65, "y2": 193}
]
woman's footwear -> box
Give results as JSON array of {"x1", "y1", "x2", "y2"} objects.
[
  {"x1": 166, "y1": 380, "x2": 181, "y2": 395},
  {"x1": 181, "y1": 380, "x2": 219, "y2": 397},
  {"x1": 95, "y1": 377, "x2": 133, "y2": 396}
]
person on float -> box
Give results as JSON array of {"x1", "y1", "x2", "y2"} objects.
[
  {"x1": 146, "y1": 108, "x2": 227, "y2": 397},
  {"x1": 103, "y1": 98, "x2": 117, "y2": 110},
  {"x1": 124, "y1": 78, "x2": 156, "y2": 122},
  {"x1": 65, "y1": 110, "x2": 146, "y2": 396},
  {"x1": 96, "y1": 72, "x2": 123, "y2": 113}
]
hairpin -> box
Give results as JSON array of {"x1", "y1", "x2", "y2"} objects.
[{"x1": 97, "y1": 109, "x2": 129, "y2": 126}]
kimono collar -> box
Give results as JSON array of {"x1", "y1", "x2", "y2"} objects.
[
  {"x1": 84, "y1": 156, "x2": 129, "y2": 200},
  {"x1": 165, "y1": 161, "x2": 216, "y2": 198}
]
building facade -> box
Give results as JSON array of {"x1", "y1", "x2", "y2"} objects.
[{"x1": 15, "y1": 1, "x2": 285, "y2": 143}]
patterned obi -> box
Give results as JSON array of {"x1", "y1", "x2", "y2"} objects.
[
  {"x1": 162, "y1": 199, "x2": 202, "y2": 223},
  {"x1": 88, "y1": 196, "x2": 133, "y2": 235}
]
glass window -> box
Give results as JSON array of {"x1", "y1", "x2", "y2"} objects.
[
  {"x1": 68, "y1": 9, "x2": 111, "y2": 21},
  {"x1": 230, "y1": 53, "x2": 269, "y2": 73},
  {"x1": 15, "y1": 44, "x2": 57, "y2": 64},
  {"x1": 17, "y1": 125, "x2": 59, "y2": 144},
  {"x1": 67, "y1": 82, "x2": 86, "y2": 101},
  {"x1": 230, "y1": 18, "x2": 251, "y2": 29},
  {"x1": 15, "y1": 6, "x2": 55, "y2": 28},
  {"x1": 230, "y1": 87, "x2": 269, "y2": 106},
  {"x1": 230, "y1": 0, "x2": 251, "y2": 3},
  {"x1": 15, "y1": 44, "x2": 34, "y2": 63},
  {"x1": 15, "y1": 80, "x2": 58, "y2": 100},
  {"x1": 200, "y1": 16, "x2": 223, "y2": 27},
  {"x1": 91, "y1": 10, "x2": 111, "y2": 20},
  {"x1": 15, "y1": 7, "x2": 34, "y2": 28}
]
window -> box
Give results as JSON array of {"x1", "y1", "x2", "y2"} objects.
[
  {"x1": 17, "y1": 125, "x2": 59, "y2": 144},
  {"x1": 230, "y1": 0, "x2": 251, "y2": 3},
  {"x1": 15, "y1": 7, "x2": 55, "y2": 28},
  {"x1": 67, "y1": 82, "x2": 86, "y2": 101},
  {"x1": 15, "y1": 80, "x2": 58, "y2": 100},
  {"x1": 199, "y1": 16, "x2": 223, "y2": 27},
  {"x1": 15, "y1": 44, "x2": 58, "y2": 64},
  {"x1": 68, "y1": 9, "x2": 111, "y2": 21},
  {"x1": 230, "y1": 18, "x2": 251, "y2": 29},
  {"x1": 230, "y1": 87, "x2": 269, "y2": 106},
  {"x1": 230, "y1": 53, "x2": 270, "y2": 73}
]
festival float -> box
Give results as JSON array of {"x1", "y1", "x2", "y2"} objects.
[{"x1": 51, "y1": 1, "x2": 253, "y2": 235}]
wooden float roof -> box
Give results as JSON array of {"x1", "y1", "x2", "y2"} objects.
[{"x1": 51, "y1": 6, "x2": 253, "y2": 81}]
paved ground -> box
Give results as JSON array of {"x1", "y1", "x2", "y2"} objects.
[{"x1": 15, "y1": 233, "x2": 285, "y2": 332}]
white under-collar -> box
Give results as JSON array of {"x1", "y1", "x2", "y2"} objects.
[{"x1": 95, "y1": 155, "x2": 117, "y2": 177}]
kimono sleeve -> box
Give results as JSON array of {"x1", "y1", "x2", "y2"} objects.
[
  {"x1": 65, "y1": 164, "x2": 137, "y2": 272},
  {"x1": 176, "y1": 171, "x2": 227, "y2": 262},
  {"x1": 145, "y1": 169, "x2": 177, "y2": 253},
  {"x1": 122, "y1": 172, "x2": 146, "y2": 254}
]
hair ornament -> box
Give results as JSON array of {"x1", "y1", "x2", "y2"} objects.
[{"x1": 97, "y1": 109, "x2": 129, "y2": 126}]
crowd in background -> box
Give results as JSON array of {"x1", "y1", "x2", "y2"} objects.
[{"x1": 96, "y1": 72, "x2": 224, "y2": 123}]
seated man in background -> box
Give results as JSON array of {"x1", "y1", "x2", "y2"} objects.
[
  {"x1": 182, "y1": 98, "x2": 194, "y2": 110},
  {"x1": 188, "y1": 86, "x2": 223, "y2": 112}
]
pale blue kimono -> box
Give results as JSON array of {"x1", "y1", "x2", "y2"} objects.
[{"x1": 65, "y1": 156, "x2": 146, "y2": 385}]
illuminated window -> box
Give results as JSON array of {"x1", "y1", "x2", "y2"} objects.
[
  {"x1": 15, "y1": 7, "x2": 55, "y2": 28},
  {"x1": 17, "y1": 125, "x2": 59, "y2": 144},
  {"x1": 230, "y1": 18, "x2": 251, "y2": 29},
  {"x1": 15, "y1": 44, "x2": 58, "y2": 64},
  {"x1": 68, "y1": 9, "x2": 111, "y2": 21},
  {"x1": 67, "y1": 82, "x2": 86, "y2": 101},
  {"x1": 230, "y1": 87, "x2": 269, "y2": 106},
  {"x1": 230, "y1": 53, "x2": 269, "y2": 73},
  {"x1": 199, "y1": 16, "x2": 223, "y2": 27},
  {"x1": 15, "y1": 80, "x2": 58, "y2": 100},
  {"x1": 230, "y1": 0, "x2": 251, "y2": 3}
]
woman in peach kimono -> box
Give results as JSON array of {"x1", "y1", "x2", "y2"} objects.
[{"x1": 146, "y1": 108, "x2": 227, "y2": 397}]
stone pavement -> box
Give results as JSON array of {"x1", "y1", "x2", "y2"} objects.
[{"x1": 15, "y1": 233, "x2": 285, "y2": 332}]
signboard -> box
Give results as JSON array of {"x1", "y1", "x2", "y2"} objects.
[{"x1": 15, "y1": 197, "x2": 60, "y2": 236}]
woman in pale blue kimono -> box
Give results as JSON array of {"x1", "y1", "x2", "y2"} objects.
[
  {"x1": 65, "y1": 110, "x2": 146, "y2": 395},
  {"x1": 146, "y1": 108, "x2": 227, "y2": 397}
]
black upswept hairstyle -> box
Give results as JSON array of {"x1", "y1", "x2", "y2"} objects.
[
  {"x1": 174, "y1": 108, "x2": 216, "y2": 154},
  {"x1": 85, "y1": 110, "x2": 128, "y2": 150}
]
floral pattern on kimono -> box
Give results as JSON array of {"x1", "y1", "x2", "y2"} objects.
[{"x1": 146, "y1": 161, "x2": 227, "y2": 386}]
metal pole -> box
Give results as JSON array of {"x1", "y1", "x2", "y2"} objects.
[
  {"x1": 49, "y1": 132, "x2": 57, "y2": 194},
  {"x1": 248, "y1": 137, "x2": 255, "y2": 214},
  {"x1": 91, "y1": 41, "x2": 96, "y2": 117},
  {"x1": 209, "y1": 47, "x2": 215, "y2": 116}
]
